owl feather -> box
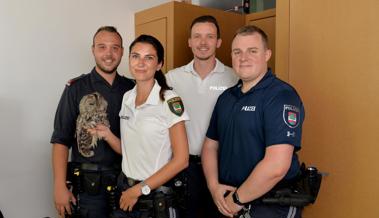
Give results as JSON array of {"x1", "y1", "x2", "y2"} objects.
[{"x1": 75, "y1": 92, "x2": 110, "y2": 157}]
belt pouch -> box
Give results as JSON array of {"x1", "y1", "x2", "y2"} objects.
[
  {"x1": 154, "y1": 192, "x2": 167, "y2": 218},
  {"x1": 82, "y1": 172, "x2": 101, "y2": 195}
]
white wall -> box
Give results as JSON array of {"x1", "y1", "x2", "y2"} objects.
[{"x1": 0, "y1": 0, "x2": 168, "y2": 217}]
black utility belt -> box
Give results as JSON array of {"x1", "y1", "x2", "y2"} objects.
[
  {"x1": 121, "y1": 175, "x2": 175, "y2": 216},
  {"x1": 78, "y1": 162, "x2": 118, "y2": 172},
  {"x1": 252, "y1": 163, "x2": 323, "y2": 207},
  {"x1": 135, "y1": 190, "x2": 176, "y2": 216},
  {"x1": 189, "y1": 154, "x2": 201, "y2": 164},
  {"x1": 124, "y1": 176, "x2": 173, "y2": 195},
  {"x1": 118, "y1": 174, "x2": 181, "y2": 217},
  {"x1": 67, "y1": 162, "x2": 119, "y2": 196}
]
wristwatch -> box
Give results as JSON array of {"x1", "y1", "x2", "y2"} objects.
[
  {"x1": 232, "y1": 191, "x2": 245, "y2": 206},
  {"x1": 140, "y1": 181, "x2": 151, "y2": 195}
]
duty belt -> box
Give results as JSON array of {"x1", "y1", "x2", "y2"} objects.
[
  {"x1": 80, "y1": 163, "x2": 116, "y2": 171},
  {"x1": 124, "y1": 176, "x2": 173, "y2": 195},
  {"x1": 189, "y1": 154, "x2": 201, "y2": 164}
]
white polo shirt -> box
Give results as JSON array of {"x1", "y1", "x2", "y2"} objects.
[
  {"x1": 166, "y1": 59, "x2": 238, "y2": 155},
  {"x1": 119, "y1": 80, "x2": 189, "y2": 181}
]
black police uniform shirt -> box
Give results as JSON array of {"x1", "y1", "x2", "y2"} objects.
[
  {"x1": 51, "y1": 68, "x2": 135, "y2": 165},
  {"x1": 206, "y1": 69, "x2": 304, "y2": 187}
]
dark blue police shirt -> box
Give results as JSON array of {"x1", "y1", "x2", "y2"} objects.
[
  {"x1": 51, "y1": 68, "x2": 134, "y2": 165},
  {"x1": 206, "y1": 69, "x2": 304, "y2": 187}
]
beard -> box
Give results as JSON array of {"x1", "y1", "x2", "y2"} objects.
[
  {"x1": 96, "y1": 64, "x2": 117, "y2": 74},
  {"x1": 95, "y1": 59, "x2": 121, "y2": 75}
]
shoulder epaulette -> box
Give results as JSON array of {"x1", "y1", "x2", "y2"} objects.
[{"x1": 66, "y1": 74, "x2": 85, "y2": 86}]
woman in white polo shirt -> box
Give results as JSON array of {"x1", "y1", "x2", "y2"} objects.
[{"x1": 102, "y1": 34, "x2": 190, "y2": 218}]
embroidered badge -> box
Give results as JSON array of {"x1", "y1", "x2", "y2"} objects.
[
  {"x1": 283, "y1": 105, "x2": 300, "y2": 128},
  {"x1": 167, "y1": 97, "x2": 184, "y2": 116}
]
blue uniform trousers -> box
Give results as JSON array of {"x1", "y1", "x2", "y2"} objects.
[{"x1": 246, "y1": 204, "x2": 302, "y2": 218}]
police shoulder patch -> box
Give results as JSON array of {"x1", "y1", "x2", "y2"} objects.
[
  {"x1": 66, "y1": 74, "x2": 85, "y2": 87},
  {"x1": 283, "y1": 104, "x2": 300, "y2": 128},
  {"x1": 167, "y1": 97, "x2": 184, "y2": 116}
]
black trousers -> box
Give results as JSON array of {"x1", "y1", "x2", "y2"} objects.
[
  {"x1": 78, "y1": 192, "x2": 109, "y2": 218},
  {"x1": 185, "y1": 160, "x2": 221, "y2": 218}
]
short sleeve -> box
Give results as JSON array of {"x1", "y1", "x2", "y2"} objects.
[
  {"x1": 264, "y1": 90, "x2": 305, "y2": 150},
  {"x1": 50, "y1": 86, "x2": 78, "y2": 147},
  {"x1": 163, "y1": 92, "x2": 189, "y2": 128}
]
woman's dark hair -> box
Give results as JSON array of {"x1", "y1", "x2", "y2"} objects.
[{"x1": 129, "y1": 34, "x2": 172, "y2": 101}]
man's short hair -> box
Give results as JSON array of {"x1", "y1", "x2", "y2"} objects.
[
  {"x1": 92, "y1": 26, "x2": 123, "y2": 48},
  {"x1": 234, "y1": 25, "x2": 269, "y2": 49},
  {"x1": 190, "y1": 15, "x2": 221, "y2": 39}
]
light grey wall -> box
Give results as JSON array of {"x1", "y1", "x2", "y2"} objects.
[{"x1": 0, "y1": 0, "x2": 168, "y2": 217}]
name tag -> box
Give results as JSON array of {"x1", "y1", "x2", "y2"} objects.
[
  {"x1": 241, "y1": 106, "x2": 256, "y2": 111},
  {"x1": 120, "y1": 115, "x2": 129, "y2": 120},
  {"x1": 209, "y1": 86, "x2": 227, "y2": 91}
]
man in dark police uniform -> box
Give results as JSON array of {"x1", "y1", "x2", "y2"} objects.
[
  {"x1": 51, "y1": 26, "x2": 134, "y2": 218},
  {"x1": 202, "y1": 25, "x2": 304, "y2": 218}
]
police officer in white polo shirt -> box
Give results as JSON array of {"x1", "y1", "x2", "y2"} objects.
[
  {"x1": 93, "y1": 34, "x2": 189, "y2": 218},
  {"x1": 166, "y1": 15, "x2": 238, "y2": 218}
]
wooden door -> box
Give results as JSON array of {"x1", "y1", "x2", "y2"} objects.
[
  {"x1": 135, "y1": 2, "x2": 244, "y2": 72},
  {"x1": 135, "y1": 18, "x2": 169, "y2": 73},
  {"x1": 246, "y1": 9, "x2": 276, "y2": 75},
  {"x1": 277, "y1": 0, "x2": 379, "y2": 217}
]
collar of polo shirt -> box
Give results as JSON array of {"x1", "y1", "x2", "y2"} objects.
[
  {"x1": 184, "y1": 58, "x2": 226, "y2": 76},
  {"x1": 123, "y1": 79, "x2": 161, "y2": 108}
]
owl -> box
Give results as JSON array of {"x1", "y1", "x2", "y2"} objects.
[{"x1": 76, "y1": 92, "x2": 110, "y2": 157}]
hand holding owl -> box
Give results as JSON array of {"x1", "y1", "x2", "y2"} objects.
[{"x1": 87, "y1": 124, "x2": 112, "y2": 141}]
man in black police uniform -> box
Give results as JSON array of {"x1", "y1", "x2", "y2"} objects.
[
  {"x1": 202, "y1": 25, "x2": 304, "y2": 218},
  {"x1": 51, "y1": 26, "x2": 134, "y2": 218}
]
